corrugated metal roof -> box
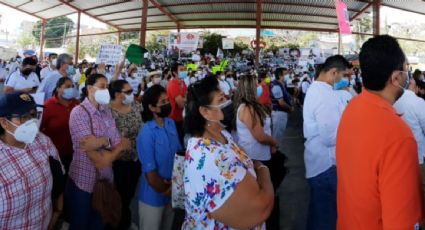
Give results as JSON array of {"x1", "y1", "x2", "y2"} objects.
[{"x1": 0, "y1": 0, "x2": 422, "y2": 32}]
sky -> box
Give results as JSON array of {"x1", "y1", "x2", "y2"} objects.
[{"x1": 1, "y1": 4, "x2": 425, "y2": 38}]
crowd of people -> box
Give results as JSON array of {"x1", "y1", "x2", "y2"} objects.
[{"x1": 1, "y1": 34, "x2": 425, "y2": 230}]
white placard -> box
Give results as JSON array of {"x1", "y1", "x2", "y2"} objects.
[
  {"x1": 168, "y1": 32, "x2": 200, "y2": 51},
  {"x1": 222, "y1": 38, "x2": 234, "y2": 50},
  {"x1": 96, "y1": 44, "x2": 123, "y2": 66}
]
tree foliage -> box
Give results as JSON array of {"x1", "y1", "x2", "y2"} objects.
[
  {"x1": 199, "y1": 32, "x2": 223, "y2": 55},
  {"x1": 32, "y1": 16, "x2": 74, "y2": 48},
  {"x1": 17, "y1": 33, "x2": 36, "y2": 49}
]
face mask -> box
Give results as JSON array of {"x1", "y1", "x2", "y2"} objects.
[
  {"x1": 220, "y1": 75, "x2": 225, "y2": 80},
  {"x1": 63, "y1": 87, "x2": 76, "y2": 100},
  {"x1": 257, "y1": 85, "x2": 263, "y2": 97},
  {"x1": 334, "y1": 78, "x2": 350, "y2": 90},
  {"x1": 67, "y1": 66, "x2": 74, "y2": 76},
  {"x1": 7, "y1": 119, "x2": 39, "y2": 144},
  {"x1": 131, "y1": 73, "x2": 137, "y2": 78},
  {"x1": 51, "y1": 59, "x2": 57, "y2": 66},
  {"x1": 158, "y1": 103, "x2": 172, "y2": 118},
  {"x1": 178, "y1": 71, "x2": 188, "y2": 79},
  {"x1": 94, "y1": 88, "x2": 111, "y2": 105},
  {"x1": 207, "y1": 100, "x2": 234, "y2": 128},
  {"x1": 21, "y1": 68, "x2": 32, "y2": 76},
  {"x1": 123, "y1": 93, "x2": 134, "y2": 105},
  {"x1": 153, "y1": 77, "x2": 161, "y2": 85}
]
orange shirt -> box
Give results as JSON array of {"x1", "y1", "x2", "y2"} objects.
[
  {"x1": 167, "y1": 77, "x2": 187, "y2": 122},
  {"x1": 336, "y1": 89, "x2": 424, "y2": 230},
  {"x1": 258, "y1": 82, "x2": 271, "y2": 107}
]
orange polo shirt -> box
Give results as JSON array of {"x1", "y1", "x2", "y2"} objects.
[{"x1": 336, "y1": 89, "x2": 424, "y2": 230}]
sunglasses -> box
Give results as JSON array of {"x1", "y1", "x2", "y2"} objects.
[{"x1": 122, "y1": 89, "x2": 134, "y2": 95}]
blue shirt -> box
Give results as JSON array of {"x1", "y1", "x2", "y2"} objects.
[
  {"x1": 37, "y1": 70, "x2": 67, "y2": 100},
  {"x1": 137, "y1": 118, "x2": 182, "y2": 207}
]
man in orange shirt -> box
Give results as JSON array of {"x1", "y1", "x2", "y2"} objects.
[
  {"x1": 337, "y1": 35, "x2": 424, "y2": 230},
  {"x1": 167, "y1": 62, "x2": 187, "y2": 145},
  {"x1": 258, "y1": 71, "x2": 272, "y2": 108}
]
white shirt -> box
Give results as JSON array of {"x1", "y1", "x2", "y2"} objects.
[
  {"x1": 5, "y1": 70, "x2": 40, "y2": 91},
  {"x1": 236, "y1": 104, "x2": 272, "y2": 161},
  {"x1": 303, "y1": 81, "x2": 345, "y2": 178},
  {"x1": 301, "y1": 81, "x2": 310, "y2": 94},
  {"x1": 40, "y1": 66, "x2": 55, "y2": 80},
  {"x1": 126, "y1": 76, "x2": 141, "y2": 95},
  {"x1": 219, "y1": 79, "x2": 231, "y2": 96},
  {"x1": 335, "y1": 90, "x2": 353, "y2": 108},
  {"x1": 394, "y1": 90, "x2": 425, "y2": 164},
  {"x1": 37, "y1": 70, "x2": 64, "y2": 100}
]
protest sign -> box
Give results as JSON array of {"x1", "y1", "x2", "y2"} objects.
[
  {"x1": 222, "y1": 38, "x2": 234, "y2": 49},
  {"x1": 168, "y1": 32, "x2": 199, "y2": 51},
  {"x1": 96, "y1": 44, "x2": 123, "y2": 66}
]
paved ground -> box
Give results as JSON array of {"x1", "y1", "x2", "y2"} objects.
[{"x1": 278, "y1": 108, "x2": 310, "y2": 230}]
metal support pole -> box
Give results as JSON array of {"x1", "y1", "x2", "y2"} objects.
[
  {"x1": 373, "y1": 0, "x2": 381, "y2": 36},
  {"x1": 75, "y1": 11, "x2": 81, "y2": 64},
  {"x1": 39, "y1": 19, "x2": 46, "y2": 61},
  {"x1": 117, "y1": 31, "x2": 121, "y2": 44},
  {"x1": 140, "y1": 0, "x2": 148, "y2": 47},
  {"x1": 255, "y1": 0, "x2": 263, "y2": 67},
  {"x1": 338, "y1": 33, "x2": 342, "y2": 55}
]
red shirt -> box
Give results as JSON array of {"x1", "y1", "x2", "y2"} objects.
[
  {"x1": 40, "y1": 96, "x2": 79, "y2": 157},
  {"x1": 167, "y1": 77, "x2": 187, "y2": 122},
  {"x1": 258, "y1": 82, "x2": 272, "y2": 106}
]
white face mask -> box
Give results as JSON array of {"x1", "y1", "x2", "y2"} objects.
[
  {"x1": 123, "y1": 93, "x2": 134, "y2": 105},
  {"x1": 7, "y1": 119, "x2": 39, "y2": 144},
  {"x1": 94, "y1": 88, "x2": 111, "y2": 105},
  {"x1": 220, "y1": 75, "x2": 225, "y2": 80},
  {"x1": 51, "y1": 59, "x2": 57, "y2": 67}
]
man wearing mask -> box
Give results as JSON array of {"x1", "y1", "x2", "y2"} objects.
[
  {"x1": 37, "y1": 53, "x2": 74, "y2": 101},
  {"x1": 40, "y1": 53, "x2": 58, "y2": 80},
  {"x1": 303, "y1": 55, "x2": 349, "y2": 230},
  {"x1": 147, "y1": 70, "x2": 162, "y2": 88},
  {"x1": 167, "y1": 62, "x2": 187, "y2": 144},
  {"x1": 270, "y1": 67, "x2": 293, "y2": 150},
  {"x1": 0, "y1": 92, "x2": 63, "y2": 230},
  {"x1": 337, "y1": 35, "x2": 424, "y2": 229},
  {"x1": 4, "y1": 57, "x2": 40, "y2": 94}
]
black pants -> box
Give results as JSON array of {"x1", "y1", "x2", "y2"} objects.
[{"x1": 108, "y1": 160, "x2": 141, "y2": 230}]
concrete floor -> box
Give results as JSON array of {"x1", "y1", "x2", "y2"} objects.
[{"x1": 277, "y1": 109, "x2": 310, "y2": 230}]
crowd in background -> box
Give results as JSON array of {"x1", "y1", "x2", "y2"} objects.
[{"x1": 1, "y1": 34, "x2": 425, "y2": 230}]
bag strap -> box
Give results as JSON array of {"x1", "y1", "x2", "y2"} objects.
[
  {"x1": 80, "y1": 104, "x2": 94, "y2": 135},
  {"x1": 80, "y1": 104, "x2": 101, "y2": 179}
]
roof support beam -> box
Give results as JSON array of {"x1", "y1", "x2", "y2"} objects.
[
  {"x1": 16, "y1": 0, "x2": 32, "y2": 8},
  {"x1": 58, "y1": 0, "x2": 121, "y2": 31},
  {"x1": 75, "y1": 11, "x2": 81, "y2": 64},
  {"x1": 148, "y1": 0, "x2": 181, "y2": 29},
  {"x1": 373, "y1": 0, "x2": 381, "y2": 36},
  {"x1": 0, "y1": 1, "x2": 43, "y2": 19},
  {"x1": 39, "y1": 19, "x2": 46, "y2": 61},
  {"x1": 140, "y1": 0, "x2": 148, "y2": 47},
  {"x1": 350, "y1": 2, "x2": 373, "y2": 21},
  {"x1": 83, "y1": 0, "x2": 131, "y2": 12},
  {"x1": 32, "y1": 3, "x2": 63, "y2": 14},
  {"x1": 255, "y1": 0, "x2": 263, "y2": 67}
]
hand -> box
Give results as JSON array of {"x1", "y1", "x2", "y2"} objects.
[
  {"x1": 80, "y1": 136, "x2": 106, "y2": 152},
  {"x1": 98, "y1": 63, "x2": 106, "y2": 71},
  {"x1": 289, "y1": 106, "x2": 295, "y2": 113},
  {"x1": 162, "y1": 180, "x2": 172, "y2": 197},
  {"x1": 22, "y1": 88, "x2": 33, "y2": 93},
  {"x1": 271, "y1": 146, "x2": 278, "y2": 154},
  {"x1": 253, "y1": 160, "x2": 264, "y2": 171},
  {"x1": 94, "y1": 150, "x2": 116, "y2": 169}
]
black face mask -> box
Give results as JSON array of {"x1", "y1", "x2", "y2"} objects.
[
  {"x1": 158, "y1": 103, "x2": 172, "y2": 118},
  {"x1": 220, "y1": 101, "x2": 234, "y2": 128},
  {"x1": 21, "y1": 68, "x2": 32, "y2": 76}
]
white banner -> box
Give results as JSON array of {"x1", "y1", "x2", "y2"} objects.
[
  {"x1": 96, "y1": 44, "x2": 123, "y2": 66},
  {"x1": 222, "y1": 38, "x2": 234, "y2": 49},
  {"x1": 168, "y1": 32, "x2": 199, "y2": 51}
]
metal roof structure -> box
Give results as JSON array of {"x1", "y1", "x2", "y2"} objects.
[{"x1": 1, "y1": 0, "x2": 424, "y2": 64}]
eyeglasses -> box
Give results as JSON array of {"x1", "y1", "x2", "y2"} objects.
[{"x1": 121, "y1": 89, "x2": 134, "y2": 95}]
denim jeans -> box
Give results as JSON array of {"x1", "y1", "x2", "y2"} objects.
[{"x1": 306, "y1": 166, "x2": 337, "y2": 230}]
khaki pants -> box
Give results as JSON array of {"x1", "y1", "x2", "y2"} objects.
[{"x1": 139, "y1": 202, "x2": 174, "y2": 230}]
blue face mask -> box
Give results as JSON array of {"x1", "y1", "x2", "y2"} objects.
[
  {"x1": 178, "y1": 71, "x2": 188, "y2": 79},
  {"x1": 257, "y1": 85, "x2": 263, "y2": 97},
  {"x1": 334, "y1": 78, "x2": 350, "y2": 90},
  {"x1": 67, "y1": 65, "x2": 74, "y2": 76},
  {"x1": 62, "y1": 87, "x2": 75, "y2": 100}
]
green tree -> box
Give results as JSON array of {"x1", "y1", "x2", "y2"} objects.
[
  {"x1": 200, "y1": 32, "x2": 223, "y2": 55},
  {"x1": 233, "y1": 41, "x2": 249, "y2": 55},
  {"x1": 17, "y1": 33, "x2": 36, "y2": 49},
  {"x1": 32, "y1": 16, "x2": 74, "y2": 48}
]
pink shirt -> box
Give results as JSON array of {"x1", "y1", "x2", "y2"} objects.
[{"x1": 68, "y1": 99, "x2": 121, "y2": 193}]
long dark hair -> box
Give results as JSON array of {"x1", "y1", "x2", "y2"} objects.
[
  {"x1": 109, "y1": 80, "x2": 128, "y2": 100},
  {"x1": 141, "y1": 85, "x2": 166, "y2": 122},
  {"x1": 52, "y1": 77, "x2": 72, "y2": 97},
  {"x1": 80, "y1": 74, "x2": 107, "y2": 101},
  {"x1": 184, "y1": 76, "x2": 220, "y2": 137}
]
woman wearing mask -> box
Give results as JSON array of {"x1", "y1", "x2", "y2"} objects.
[
  {"x1": 113, "y1": 62, "x2": 141, "y2": 96},
  {"x1": 137, "y1": 85, "x2": 182, "y2": 230},
  {"x1": 0, "y1": 92, "x2": 63, "y2": 230},
  {"x1": 67, "y1": 74, "x2": 130, "y2": 230},
  {"x1": 233, "y1": 74, "x2": 280, "y2": 229},
  {"x1": 147, "y1": 71, "x2": 163, "y2": 89},
  {"x1": 108, "y1": 80, "x2": 143, "y2": 230},
  {"x1": 41, "y1": 77, "x2": 79, "y2": 173},
  {"x1": 183, "y1": 76, "x2": 274, "y2": 229}
]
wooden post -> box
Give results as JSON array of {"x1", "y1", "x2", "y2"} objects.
[
  {"x1": 75, "y1": 11, "x2": 81, "y2": 64},
  {"x1": 255, "y1": 0, "x2": 263, "y2": 67},
  {"x1": 39, "y1": 19, "x2": 46, "y2": 61},
  {"x1": 373, "y1": 0, "x2": 381, "y2": 36},
  {"x1": 140, "y1": 0, "x2": 148, "y2": 47}
]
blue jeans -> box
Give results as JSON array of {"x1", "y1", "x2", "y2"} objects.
[
  {"x1": 65, "y1": 179, "x2": 104, "y2": 230},
  {"x1": 306, "y1": 166, "x2": 337, "y2": 230}
]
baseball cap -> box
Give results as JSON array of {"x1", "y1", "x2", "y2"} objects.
[
  {"x1": 23, "y1": 50, "x2": 36, "y2": 57},
  {"x1": 0, "y1": 92, "x2": 41, "y2": 117}
]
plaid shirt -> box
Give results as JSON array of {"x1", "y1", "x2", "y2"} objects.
[
  {"x1": 0, "y1": 133, "x2": 61, "y2": 230},
  {"x1": 68, "y1": 99, "x2": 121, "y2": 193}
]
